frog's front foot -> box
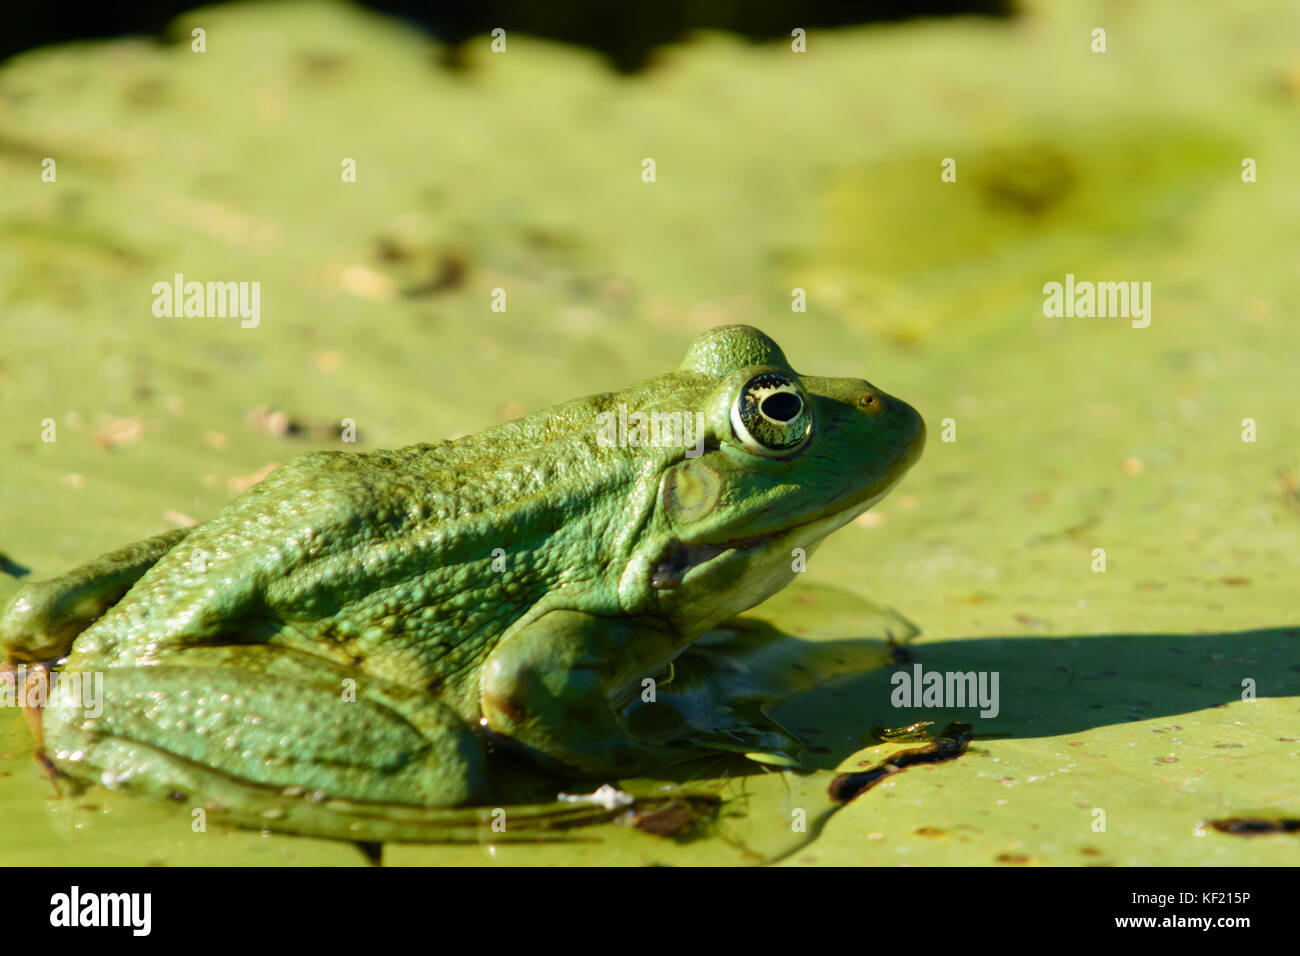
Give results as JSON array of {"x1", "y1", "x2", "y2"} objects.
[{"x1": 481, "y1": 609, "x2": 698, "y2": 777}]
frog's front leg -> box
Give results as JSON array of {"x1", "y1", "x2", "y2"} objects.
[
  {"x1": 0, "y1": 527, "x2": 191, "y2": 664},
  {"x1": 480, "y1": 609, "x2": 693, "y2": 776}
]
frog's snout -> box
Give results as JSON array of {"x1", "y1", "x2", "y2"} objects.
[
  {"x1": 879, "y1": 390, "x2": 926, "y2": 471},
  {"x1": 897, "y1": 393, "x2": 925, "y2": 441}
]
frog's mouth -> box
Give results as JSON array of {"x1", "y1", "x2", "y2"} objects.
[
  {"x1": 651, "y1": 536, "x2": 766, "y2": 590},
  {"x1": 650, "y1": 486, "x2": 892, "y2": 590}
]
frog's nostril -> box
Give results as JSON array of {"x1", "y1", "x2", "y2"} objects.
[{"x1": 856, "y1": 393, "x2": 880, "y2": 414}]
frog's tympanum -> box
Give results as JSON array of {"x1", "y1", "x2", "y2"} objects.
[{"x1": 1, "y1": 326, "x2": 923, "y2": 831}]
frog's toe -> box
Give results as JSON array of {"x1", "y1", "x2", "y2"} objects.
[
  {"x1": 0, "y1": 582, "x2": 89, "y2": 664},
  {"x1": 0, "y1": 527, "x2": 192, "y2": 664}
]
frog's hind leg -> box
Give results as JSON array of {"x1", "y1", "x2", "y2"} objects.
[
  {"x1": 40, "y1": 645, "x2": 490, "y2": 841},
  {"x1": 0, "y1": 527, "x2": 192, "y2": 665}
]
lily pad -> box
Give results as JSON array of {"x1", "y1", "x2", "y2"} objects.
[{"x1": 1, "y1": 0, "x2": 1298, "y2": 865}]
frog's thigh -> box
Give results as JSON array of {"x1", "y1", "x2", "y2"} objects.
[
  {"x1": 0, "y1": 527, "x2": 191, "y2": 663},
  {"x1": 481, "y1": 609, "x2": 678, "y2": 776},
  {"x1": 43, "y1": 645, "x2": 486, "y2": 808}
]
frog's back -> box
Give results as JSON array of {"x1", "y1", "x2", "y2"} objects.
[{"x1": 65, "y1": 379, "x2": 707, "y2": 690}]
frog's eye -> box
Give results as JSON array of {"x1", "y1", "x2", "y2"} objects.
[{"x1": 730, "y1": 371, "x2": 813, "y2": 456}]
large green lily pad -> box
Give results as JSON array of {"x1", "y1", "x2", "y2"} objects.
[{"x1": 0, "y1": 0, "x2": 1297, "y2": 865}]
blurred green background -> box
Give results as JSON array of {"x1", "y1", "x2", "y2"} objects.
[{"x1": 0, "y1": 0, "x2": 1297, "y2": 865}]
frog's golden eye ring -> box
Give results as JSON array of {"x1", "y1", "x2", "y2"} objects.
[{"x1": 730, "y1": 371, "x2": 813, "y2": 456}]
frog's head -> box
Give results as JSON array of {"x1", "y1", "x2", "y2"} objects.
[{"x1": 638, "y1": 325, "x2": 925, "y2": 630}]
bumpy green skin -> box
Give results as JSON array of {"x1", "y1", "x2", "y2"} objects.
[{"x1": 0, "y1": 326, "x2": 924, "y2": 821}]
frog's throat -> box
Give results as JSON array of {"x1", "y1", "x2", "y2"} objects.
[{"x1": 649, "y1": 485, "x2": 893, "y2": 590}]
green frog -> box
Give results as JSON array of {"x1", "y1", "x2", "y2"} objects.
[{"x1": 0, "y1": 325, "x2": 923, "y2": 834}]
